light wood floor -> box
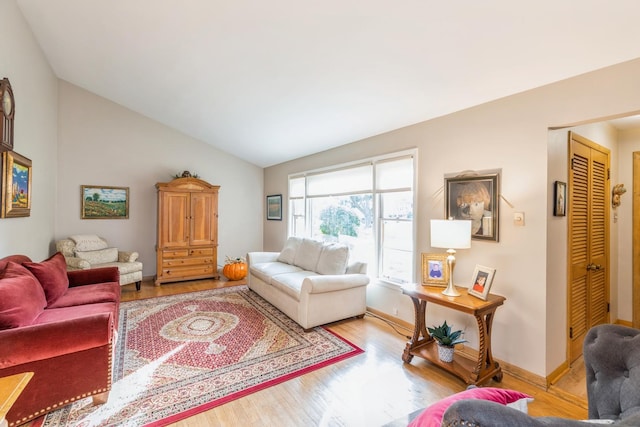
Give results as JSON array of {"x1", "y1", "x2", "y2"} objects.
[{"x1": 119, "y1": 278, "x2": 589, "y2": 426}]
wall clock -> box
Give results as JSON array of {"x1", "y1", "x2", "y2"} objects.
[{"x1": 0, "y1": 77, "x2": 15, "y2": 153}]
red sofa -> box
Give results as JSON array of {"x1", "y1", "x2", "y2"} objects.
[{"x1": 0, "y1": 253, "x2": 120, "y2": 427}]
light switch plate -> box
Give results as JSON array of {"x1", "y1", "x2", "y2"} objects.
[{"x1": 514, "y1": 212, "x2": 525, "y2": 226}]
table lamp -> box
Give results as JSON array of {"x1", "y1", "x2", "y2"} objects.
[{"x1": 430, "y1": 219, "x2": 472, "y2": 297}]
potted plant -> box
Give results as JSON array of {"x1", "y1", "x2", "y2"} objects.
[{"x1": 427, "y1": 320, "x2": 467, "y2": 363}]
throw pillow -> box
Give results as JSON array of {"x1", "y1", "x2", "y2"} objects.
[
  {"x1": 0, "y1": 262, "x2": 47, "y2": 329},
  {"x1": 293, "y1": 239, "x2": 324, "y2": 271},
  {"x1": 315, "y1": 243, "x2": 349, "y2": 275},
  {"x1": 75, "y1": 247, "x2": 119, "y2": 264},
  {"x1": 23, "y1": 252, "x2": 70, "y2": 306},
  {"x1": 277, "y1": 236, "x2": 302, "y2": 265},
  {"x1": 408, "y1": 387, "x2": 532, "y2": 427},
  {"x1": 70, "y1": 234, "x2": 108, "y2": 251}
]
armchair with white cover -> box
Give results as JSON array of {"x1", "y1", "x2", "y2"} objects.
[{"x1": 55, "y1": 234, "x2": 143, "y2": 290}]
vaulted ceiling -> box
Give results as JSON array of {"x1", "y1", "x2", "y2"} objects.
[{"x1": 16, "y1": 1, "x2": 640, "y2": 167}]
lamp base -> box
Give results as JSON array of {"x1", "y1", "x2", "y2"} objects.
[
  {"x1": 441, "y1": 282, "x2": 461, "y2": 297},
  {"x1": 441, "y1": 248, "x2": 461, "y2": 297}
]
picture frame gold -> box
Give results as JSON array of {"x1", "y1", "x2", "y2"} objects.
[
  {"x1": 1, "y1": 151, "x2": 32, "y2": 218},
  {"x1": 81, "y1": 185, "x2": 129, "y2": 219},
  {"x1": 421, "y1": 253, "x2": 449, "y2": 286},
  {"x1": 468, "y1": 264, "x2": 497, "y2": 300}
]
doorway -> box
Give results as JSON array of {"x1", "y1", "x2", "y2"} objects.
[{"x1": 567, "y1": 132, "x2": 611, "y2": 363}]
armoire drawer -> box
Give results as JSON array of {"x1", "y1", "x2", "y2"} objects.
[
  {"x1": 162, "y1": 256, "x2": 214, "y2": 268},
  {"x1": 160, "y1": 264, "x2": 215, "y2": 279}
]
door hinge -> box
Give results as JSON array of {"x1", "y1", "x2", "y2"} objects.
[
  {"x1": 569, "y1": 327, "x2": 573, "y2": 339},
  {"x1": 607, "y1": 168, "x2": 610, "y2": 180},
  {"x1": 607, "y1": 303, "x2": 610, "y2": 313},
  {"x1": 570, "y1": 158, "x2": 574, "y2": 170}
]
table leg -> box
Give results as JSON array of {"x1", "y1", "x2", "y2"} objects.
[
  {"x1": 471, "y1": 309, "x2": 502, "y2": 383},
  {"x1": 403, "y1": 297, "x2": 430, "y2": 363}
]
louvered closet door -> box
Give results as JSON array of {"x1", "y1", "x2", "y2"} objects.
[{"x1": 568, "y1": 132, "x2": 610, "y2": 363}]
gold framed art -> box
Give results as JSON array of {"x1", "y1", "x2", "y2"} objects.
[
  {"x1": 421, "y1": 253, "x2": 449, "y2": 286},
  {"x1": 81, "y1": 185, "x2": 129, "y2": 219},
  {"x1": 1, "y1": 150, "x2": 32, "y2": 218}
]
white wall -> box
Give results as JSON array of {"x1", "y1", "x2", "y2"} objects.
[
  {"x1": 617, "y1": 128, "x2": 640, "y2": 321},
  {"x1": 264, "y1": 58, "x2": 640, "y2": 378},
  {"x1": 56, "y1": 81, "x2": 264, "y2": 277},
  {"x1": 0, "y1": 1, "x2": 57, "y2": 260}
]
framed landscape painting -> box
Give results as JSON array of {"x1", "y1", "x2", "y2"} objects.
[
  {"x1": 81, "y1": 185, "x2": 129, "y2": 219},
  {"x1": 1, "y1": 151, "x2": 32, "y2": 218}
]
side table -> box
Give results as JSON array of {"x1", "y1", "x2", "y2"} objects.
[
  {"x1": 401, "y1": 284, "x2": 505, "y2": 385},
  {"x1": 0, "y1": 372, "x2": 33, "y2": 427}
]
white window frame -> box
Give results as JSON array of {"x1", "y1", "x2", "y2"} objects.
[{"x1": 287, "y1": 149, "x2": 417, "y2": 284}]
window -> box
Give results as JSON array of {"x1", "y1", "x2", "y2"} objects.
[{"x1": 288, "y1": 151, "x2": 415, "y2": 283}]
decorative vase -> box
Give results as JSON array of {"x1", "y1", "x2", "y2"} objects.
[
  {"x1": 222, "y1": 261, "x2": 248, "y2": 281},
  {"x1": 437, "y1": 344, "x2": 455, "y2": 363}
]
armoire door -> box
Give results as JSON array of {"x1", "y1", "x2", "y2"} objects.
[
  {"x1": 567, "y1": 132, "x2": 610, "y2": 363},
  {"x1": 190, "y1": 192, "x2": 217, "y2": 246},
  {"x1": 160, "y1": 191, "x2": 190, "y2": 248}
]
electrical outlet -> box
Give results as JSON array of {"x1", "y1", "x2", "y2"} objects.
[{"x1": 393, "y1": 307, "x2": 399, "y2": 316}]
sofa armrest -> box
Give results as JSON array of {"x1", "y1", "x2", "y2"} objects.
[
  {"x1": 247, "y1": 252, "x2": 280, "y2": 265},
  {"x1": 64, "y1": 256, "x2": 91, "y2": 270},
  {"x1": 67, "y1": 266, "x2": 120, "y2": 288},
  {"x1": 301, "y1": 274, "x2": 370, "y2": 294},
  {"x1": 118, "y1": 251, "x2": 139, "y2": 262},
  {"x1": 0, "y1": 312, "x2": 114, "y2": 369},
  {"x1": 442, "y1": 400, "x2": 607, "y2": 427}
]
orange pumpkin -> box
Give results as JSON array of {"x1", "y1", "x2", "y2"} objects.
[{"x1": 223, "y1": 262, "x2": 247, "y2": 281}]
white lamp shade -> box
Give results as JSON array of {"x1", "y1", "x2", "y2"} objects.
[{"x1": 430, "y1": 219, "x2": 472, "y2": 249}]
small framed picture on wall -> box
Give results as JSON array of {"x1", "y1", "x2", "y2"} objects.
[
  {"x1": 554, "y1": 181, "x2": 566, "y2": 217},
  {"x1": 266, "y1": 194, "x2": 282, "y2": 220}
]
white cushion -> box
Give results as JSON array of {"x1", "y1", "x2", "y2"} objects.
[
  {"x1": 270, "y1": 271, "x2": 317, "y2": 301},
  {"x1": 250, "y1": 262, "x2": 302, "y2": 284},
  {"x1": 70, "y1": 234, "x2": 108, "y2": 251},
  {"x1": 293, "y1": 239, "x2": 323, "y2": 271},
  {"x1": 316, "y1": 243, "x2": 349, "y2": 275},
  {"x1": 75, "y1": 247, "x2": 118, "y2": 264},
  {"x1": 277, "y1": 237, "x2": 302, "y2": 265}
]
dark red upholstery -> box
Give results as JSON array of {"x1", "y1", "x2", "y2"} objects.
[{"x1": 0, "y1": 254, "x2": 120, "y2": 427}]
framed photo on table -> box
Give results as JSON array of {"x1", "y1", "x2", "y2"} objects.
[
  {"x1": 421, "y1": 253, "x2": 449, "y2": 286},
  {"x1": 468, "y1": 265, "x2": 496, "y2": 300},
  {"x1": 1, "y1": 151, "x2": 32, "y2": 218},
  {"x1": 445, "y1": 172, "x2": 500, "y2": 242}
]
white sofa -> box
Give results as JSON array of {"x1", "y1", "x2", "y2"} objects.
[{"x1": 247, "y1": 237, "x2": 370, "y2": 330}]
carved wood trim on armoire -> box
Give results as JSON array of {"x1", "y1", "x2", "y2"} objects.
[{"x1": 155, "y1": 177, "x2": 220, "y2": 286}]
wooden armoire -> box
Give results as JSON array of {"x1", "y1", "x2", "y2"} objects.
[{"x1": 155, "y1": 177, "x2": 220, "y2": 286}]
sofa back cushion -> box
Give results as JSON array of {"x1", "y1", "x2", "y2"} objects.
[
  {"x1": 70, "y1": 234, "x2": 108, "y2": 251},
  {"x1": 293, "y1": 239, "x2": 324, "y2": 271},
  {"x1": 23, "y1": 252, "x2": 70, "y2": 306},
  {"x1": 75, "y1": 247, "x2": 119, "y2": 264},
  {"x1": 0, "y1": 261, "x2": 47, "y2": 329},
  {"x1": 316, "y1": 243, "x2": 349, "y2": 275},
  {"x1": 277, "y1": 237, "x2": 302, "y2": 265}
]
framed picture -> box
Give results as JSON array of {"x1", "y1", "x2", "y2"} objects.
[
  {"x1": 421, "y1": 253, "x2": 449, "y2": 286},
  {"x1": 1, "y1": 151, "x2": 32, "y2": 218},
  {"x1": 554, "y1": 181, "x2": 566, "y2": 217},
  {"x1": 468, "y1": 264, "x2": 497, "y2": 300},
  {"x1": 445, "y1": 172, "x2": 500, "y2": 242},
  {"x1": 266, "y1": 194, "x2": 282, "y2": 220},
  {"x1": 81, "y1": 185, "x2": 129, "y2": 219}
]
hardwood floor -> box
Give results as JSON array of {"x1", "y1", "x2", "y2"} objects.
[{"x1": 120, "y1": 279, "x2": 589, "y2": 426}]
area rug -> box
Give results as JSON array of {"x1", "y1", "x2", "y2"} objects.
[{"x1": 38, "y1": 286, "x2": 363, "y2": 426}]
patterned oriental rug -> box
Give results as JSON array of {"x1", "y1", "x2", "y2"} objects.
[{"x1": 38, "y1": 286, "x2": 363, "y2": 427}]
